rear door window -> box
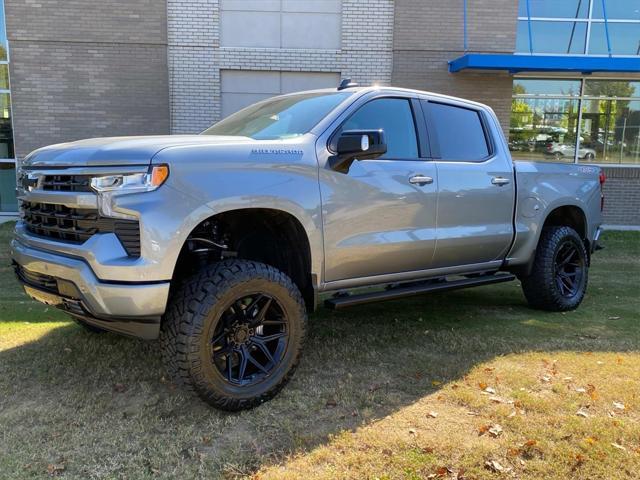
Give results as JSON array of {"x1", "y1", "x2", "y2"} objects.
[{"x1": 424, "y1": 101, "x2": 490, "y2": 161}]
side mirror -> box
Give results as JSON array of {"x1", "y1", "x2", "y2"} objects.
[{"x1": 329, "y1": 129, "x2": 387, "y2": 173}]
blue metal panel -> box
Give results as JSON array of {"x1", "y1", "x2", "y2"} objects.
[{"x1": 448, "y1": 54, "x2": 640, "y2": 73}]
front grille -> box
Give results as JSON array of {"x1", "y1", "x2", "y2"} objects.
[
  {"x1": 41, "y1": 174, "x2": 92, "y2": 192},
  {"x1": 22, "y1": 201, "x2": 141, "y2": 257},
  {"x1": 14, "y1": 263, "x2": 58, "y2": 293}
]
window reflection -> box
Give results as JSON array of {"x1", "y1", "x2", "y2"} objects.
[
  {"x1": 518, "y1": 0, "x2": 589, "y2": 19},
  {"x1": 0, "y1": 162, "x2": 17, "y2": 212},
  {"x1": 592, "y1": 0, "x2": 640, "y2": 20},
  {"x1": 509, "y1": 98, "x2": 580, "y2": 162},
  {"x1": 513, "y1": 78, "x2": 581, "y2": 96},
  {"x1": 517, "y1": 20, "x2": 587, "y2": 54},
  {"x1": 589, "y1": 23, "x2": 640, "y2": 56},
  {"x1": 580, "y1": 100, "x2": 640, "y2": 163},
  {"x1": 510, "y1": 79, "x2": 640, "y2": 164}
]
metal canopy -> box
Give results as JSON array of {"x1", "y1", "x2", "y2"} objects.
[{"x1": 448, "y1": 54, "x2": 640, "y2": 74}]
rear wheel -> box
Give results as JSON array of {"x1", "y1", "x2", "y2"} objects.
[
  {"x1": 160, "y1": 259, "x2": 306, "y2": 411},
  {"x1": 520, "y1": 226, "x2": 588, "y2": 311}
]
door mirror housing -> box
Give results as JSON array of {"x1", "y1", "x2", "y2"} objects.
[{"x1": 329, "y1": 129, "x2": 387, "y2": 173}]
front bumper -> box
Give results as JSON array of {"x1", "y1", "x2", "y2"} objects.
[{"x1": 11, "y1": 238, "x2": 169, "y2": 339}]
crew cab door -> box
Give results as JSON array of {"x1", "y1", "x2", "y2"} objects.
[
  {"x1": 421, "y1": 100, "x2": 515, "y2": 268},
  {"x1": 319, "y1": 96, "x2": 438, "y2": 283}
]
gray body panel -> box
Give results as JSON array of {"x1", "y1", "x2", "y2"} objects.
[{"x1": 11, "y1": 86, "x2": 603, "y2": 335}]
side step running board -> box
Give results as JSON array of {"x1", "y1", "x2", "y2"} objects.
[{"x1": 324, "y1": 273, "x2": 516, "y2": 310}]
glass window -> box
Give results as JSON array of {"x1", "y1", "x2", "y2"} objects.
[
  {"x1": 579, "y1": 99, "x2": 640, "y2": 164},
  {"x1": 203, "y1": 92, "x2": 352, "y2": 140},
  {"x1": 517, "y1": 20, "x2": 587, "y2": 54},
  {"x1": 0, "y1": 64, "x2": 8, "y2": 89},
  {"x1": 0, "y1": 162, "x2": 17, "y2": 212},
  {"x1": 339, "y1": 98, "x2": 419, "y2": 159},
  {"x1": 510, "y1": 78, "x2": 640, "y2": 165},
  {"x1": 509, "y1": 97, "x2": 580, "y2": 162},
  {"x1": 0, "y1": 0, "x2": 6, "y2": 61},
  {"x1": 0, "y1": 92, "x2": 13, "y2": 158},
  {"x1": 518, "y1": 0, "x2": 589, "y2": 19},
  {"x1": 513, "y1": 78, "x2": 581, "y2": 96},
  {"x1": 592, "y1": 0, "x2": 640, "y2": 20},
  {"x1": 427, "y1": 102, "x2": 489, "y2": 161},
  {"x1": 589, "y1": 23, "x2": 640, "y2": 56},
  {"x1": 584, "y1": 80, "x2": 640, "y2": 98}
]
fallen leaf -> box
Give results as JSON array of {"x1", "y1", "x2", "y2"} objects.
[
  {"x1": 585, "y1": 436, "x2": 598, "y2": 445},
  {"x1": 427, "y1": 411, "x2": 438, "y2": 418},
  {"x1": 576, "y1": 409, "x2": 589, "y2": 418},
  {"x1": 478, "y1": 382, "x2": 488, "y2": 390},
  {"x1": 431, "y1": 380, "x2": 442, "y2": 386},
  {"x1": 507, "y1": 447, "x2": 520, "y2": 456},
  {"x1": 488, "y1": 424, "x2": 503, "y2": 437},
  {"x1": 484, "y1": 367, "x2": 495, "y2": 373},
  {"x1": 613, "y1": 401, "x2": 625, "y2": 411},
  {"x1": 587, "y1": 384, "x2": 598, "y2": 401},
  {"x1": 484, "y1": 460, "x2": 509, "y2": 473},
  {"x1": 435, "y1": 466, "x2": 449, "y2": 477},
  {"x1": 524, "y1": 440, "x2": 537, "y2": 447},
  {"x1": 47, "y1": 464, "x2": 65, "y2": 476},
  {"x1": 421, "y1": 446, "x2": 435, "y2": 454},
  {"x1": 478, "y1": 425, "x2": 490, "y2": 435}
]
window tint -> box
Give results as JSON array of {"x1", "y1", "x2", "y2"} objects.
[
  {"x1": 426, "y1": 102, "x2": 490, "y2": 161},
  {"x1": 340, "y1": 98, "x2": 418, "y2": 159}
]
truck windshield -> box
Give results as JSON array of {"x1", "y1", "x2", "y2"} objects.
[{"x1": 202, "y1": 92, "x2": 352, "y2": 140}]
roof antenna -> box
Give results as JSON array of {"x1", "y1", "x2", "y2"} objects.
[{"x1": 338, "y1": 78, "x2": 358, "y2": 90}]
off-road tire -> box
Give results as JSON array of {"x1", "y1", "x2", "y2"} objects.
[
  {"x1": 160, "y1": 259, "x2": 307, "y2": 411},
  {"x1": 521, "y1": 226, "x2": 588, "y2": 311}
]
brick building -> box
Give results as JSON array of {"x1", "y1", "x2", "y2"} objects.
[{"x1": 0, "y1": 0, "x2": 639, "y2": 225}]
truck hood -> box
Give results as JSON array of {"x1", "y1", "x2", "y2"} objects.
[{"x1": 22, "y1": 135, "x2": 253, "y2": 168}]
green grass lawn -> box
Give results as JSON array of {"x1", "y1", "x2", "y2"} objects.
[{"x1": 1, "y1": 221, "x2": 639, "y2": 479}]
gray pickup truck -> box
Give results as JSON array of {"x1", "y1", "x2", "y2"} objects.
[{"x1": 12, "y1": 82, "x2": 605, "y2": 410}]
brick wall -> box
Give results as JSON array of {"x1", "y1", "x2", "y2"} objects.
[
  {"x1": 601, "y1": 167, "x2": 640, "y2": 226},
  {"x1": 5, "y1": 0, "x2": 170, "y2": 158},
  {"x1": 167, "y1": 0, "x2": 395, "y2": 134}
]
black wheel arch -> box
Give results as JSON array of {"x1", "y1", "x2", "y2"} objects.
[{"x1": 171, "y1": 208, "x2": 316, "y2": 311}]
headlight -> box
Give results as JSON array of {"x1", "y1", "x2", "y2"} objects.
[
  {"x1": 91, "y1": 165, "x2": 169, "y2": 220},
  {"x1": 91, "y1": 165, "x2": 169, "y2": 193}
]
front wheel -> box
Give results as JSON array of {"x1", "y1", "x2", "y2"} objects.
[
  {"x1": 160, "y1": 260, "x2": 307, "y2": 411},
  {"x1": 520, "y1": 226, "x2": 588, "y2": 311}
]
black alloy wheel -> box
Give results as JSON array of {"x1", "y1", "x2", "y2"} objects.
[
  {"x1": 554, "y1": 240, "x2": 585, "y2": 299},
  {"x1": 210, "y1": 293, "x2": 288, "y2": 386}
]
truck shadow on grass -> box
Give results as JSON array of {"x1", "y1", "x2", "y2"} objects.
[{"x1": 1, "y1": 275, "x2": 638, "y2": 478}]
